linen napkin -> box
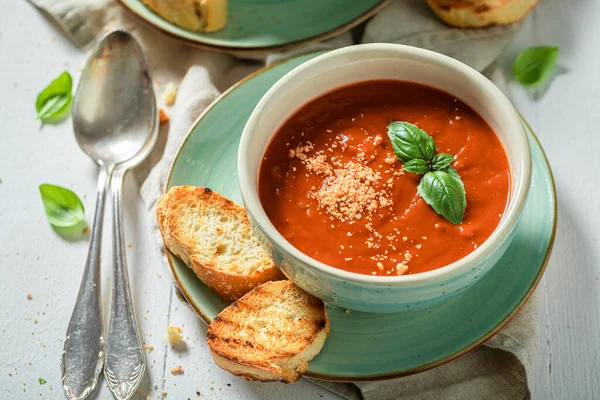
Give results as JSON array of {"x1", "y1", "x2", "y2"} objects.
[{"x1": 28, "y1": 0, "x2": 539, "y2": 398}]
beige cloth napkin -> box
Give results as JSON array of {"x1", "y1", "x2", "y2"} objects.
[{"x1": 28, "y1": 0, "x2": 538, "y2": 398}]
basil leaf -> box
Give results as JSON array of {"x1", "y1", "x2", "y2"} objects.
[
  {"x1": 39, "y1": 378, "x2": 47, "y2": 385},
  {"x1": 36, "y1": 71, "x2": 73, "y2": 123},
  {"x1": 444, "y1": 166, "x2": 464, "y2": 188},
  {"x1": 513, "y1": 46, "x2": 559, "y2": 86},
  {"x1": 387, "y1": 121, "x2": 436, "y2": 162},
  {"x1": 417, "y1": 170, "x2": 466, "y2": 225},
  {"x1": 39, "y1": 184, "x2": 84, "y2": 227},
  {"x1": 403, "y1": 158, "x2": 430, "y2": 174},
  {"x1": 432, "y1": 153, "x2": 454, "y2": 171}
]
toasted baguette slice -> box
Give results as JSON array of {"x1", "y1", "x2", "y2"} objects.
[
  {"x1": 156, "y1": 186, "x2": 285, "y2": 301},
  {"x1": 434, "y1": 0, "x2": 511, "y2": 8},
  {"x1": 207, "y1": 280, "x2": 330, "y2": 383},
  {"x1": 141, "y1": 0, "x2": 227, "y2": 32},
  {"x1": 428, "y1": 0, "x2": 539, "y2": 28}
]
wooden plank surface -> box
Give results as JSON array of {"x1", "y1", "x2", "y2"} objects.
[
  {"x1": 0, "y1": 0, "x2": 598, "y2": 398},
  {"x1": 501, "y1": 1, "x2": 600, "y2": 398}
]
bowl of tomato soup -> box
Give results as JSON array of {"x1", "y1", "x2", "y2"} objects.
[{"x1": 239, "y1": 44, "x2": 531, "y2": 313}]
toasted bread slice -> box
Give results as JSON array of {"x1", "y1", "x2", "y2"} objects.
[
  {"x1": 140, "y1": 0, "x2": 227, "y2": 32},
  {"x1": 156, "y1": 186, "x2": 285, "y2": 302},
  {"x1": 428, "y1": 0, "x2": 539, "y2": 28},
  {"x1": 434, "y1": 0, "x2": 510, "y2": 8},
  {"x1": 207, "y1": 280, "x2": 330, "y2": 383}
]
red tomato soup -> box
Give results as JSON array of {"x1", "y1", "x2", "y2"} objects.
[{"x1": 258, "y1": 80, "x2": 510, "y2": 276}]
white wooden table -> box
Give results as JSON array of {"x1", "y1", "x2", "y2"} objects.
[{"x1": 1, "y1": 1, "x2": 599, "y2": 399}]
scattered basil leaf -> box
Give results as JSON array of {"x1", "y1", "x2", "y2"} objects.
[
  {"x1": 36, "y1": 71, "x2": 73, "y2": 123},
  {"x1": 513, "y1": 46, "x2": 559, "y2": 86},
  {"x1": 387, "y1": 121, "x2": 436, "y2": 162},
  {"x1": 39, "y1": 378, "x2": 47, "y2": 385},
  {"x1": 39, "y1": 184, "x2": 84, "y2": 228},
  {"x1": 417, "y1": 170, "x2": 466, "y2": 225},
  {"x1": 403, "y1": 158, "x2": 430, "y2": 175},
  {"x1": 432, "y1": 153, "x2": 454, "y2": 171}
]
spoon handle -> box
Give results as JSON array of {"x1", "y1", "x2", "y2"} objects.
[
  {"x1": 61, "y1": 164, "x2": 112, "y2": 400},
  {"x1": 104, "y1": 168, "x2": 145, "y2": 400}
]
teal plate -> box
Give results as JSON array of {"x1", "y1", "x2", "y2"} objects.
[
  {"x1": 118, "y1": 0, "x2": 391, "y2": 54},
  {"x1": 166, "y1": 52, "x2": 556, "y2": 381}
]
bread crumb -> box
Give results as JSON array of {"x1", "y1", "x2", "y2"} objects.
[
  {"x1": 82, "y1": 226, "x2": 89, "y2": 234},
  {"x1": 162, "y1": 82, "x2": 178, "y2": 106},
  {"x1": 159, "y1": 108, "x2": 170, "y2": 124},
  {"x1": 143, "y1": 344, "x2": 154, "y2": 352},
  {"x1": 26, "y1": 294, "x2": 33, "y2": 300},
  {"x1": 288, "y1": 142, "x2": 314, "y2": 160},
  {"x1": 171, "y1": 365, "x2": 184, "y2": 375},
  {"x1": 298, "y1": 155, "x2": 393, "y2": 222},
  {"x1": 162, "y1": 391, "x2": 167, "y2": 398},
  {"x1": 167, "y1": 326, "x2": 183, "y2": 345},
  {"x1": 127, "y1": 243, "x2": 132, "y2": 248},
  {"x1": 396, "y1": 263, "x2": 409, "y2": 276}
]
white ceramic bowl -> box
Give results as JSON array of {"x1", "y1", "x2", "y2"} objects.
[{"x1": 238, "y1": 44, "x2": 531, "y2": 313}]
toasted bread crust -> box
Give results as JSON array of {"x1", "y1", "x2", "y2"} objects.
[
  {"x1": 156, "y1": 186, "x2": 285, "y2": 302},
  {"x1": 207, "y1": 281, "x2": 330, "y2": 383},
  {"x1": 189, "y1": 254, "x2": 285, "y2": 302},
  {"x1": 428, "y1": 0, "x2": 539, "y2": 28}
]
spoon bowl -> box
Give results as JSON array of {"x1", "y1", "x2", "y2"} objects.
[{"x1": 73, "y1": 30, "x2": 157, "y2": 166}]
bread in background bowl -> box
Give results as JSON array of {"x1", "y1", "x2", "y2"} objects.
[
  {"x1": 141, "y1": 0, "x2": 227, "y2": 32},
  {"x1": 427, "y1": 0, "x2": 539, "y2": 28}
]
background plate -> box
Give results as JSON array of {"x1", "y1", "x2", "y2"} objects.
[
  {"x1": 119, "y1": 0, "x2": 390, "y2": 53},
  {"x1": 166, "y1": 52, "x2": 556, "y2": 381}
]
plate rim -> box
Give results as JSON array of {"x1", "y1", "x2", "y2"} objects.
[
  {"x1": 117, "y1": 0, "x2": 392, "y2": 54},
  {"x1": 163, "y1": 53, "x2": 557, "y2": 382}
]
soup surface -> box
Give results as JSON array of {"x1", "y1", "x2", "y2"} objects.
[{"x1": 258, "y1": 80, "x2": 510, "y2": 276}]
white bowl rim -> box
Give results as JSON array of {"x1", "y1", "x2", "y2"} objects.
[{"x1": 238, "y1": 43, "x2": 532, "y2": 286}]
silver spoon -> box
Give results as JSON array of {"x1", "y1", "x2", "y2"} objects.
[{"x1": 61, "y1": 29, "x2": 157, "y2": 400}]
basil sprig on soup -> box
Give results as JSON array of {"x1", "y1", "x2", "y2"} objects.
[
  {"x1": 258, "y1": 80, "x2": 510, "y2": 277},
  {"x1": 387, "y1": 121, "x2": 466, "y2": 224}
]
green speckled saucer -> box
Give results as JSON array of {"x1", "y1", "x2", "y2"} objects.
[
  {"x1": 118, "y1": 0, "x2": 391, "y2": 54},
  {"x1": 165, "y1": 52, "x2": 556, "y2": 381}
]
